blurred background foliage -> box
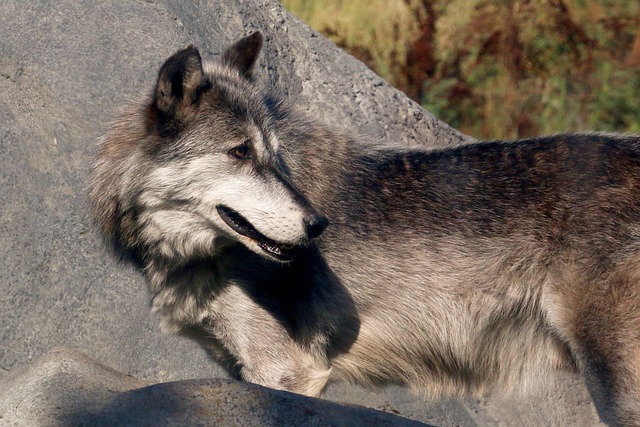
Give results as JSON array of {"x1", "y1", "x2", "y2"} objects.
[{"x1": 281, "y1": 0, "x2": 640, "y2": 140}]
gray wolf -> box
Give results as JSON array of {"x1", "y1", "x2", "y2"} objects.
[{"x1": 89, "y1": 32, "x2": 640, "y2": 426}]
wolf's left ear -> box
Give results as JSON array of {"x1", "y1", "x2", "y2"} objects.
[
  {"x1": 151, "y1": 45, "x2": 207, "y2": 135},
  {"x1": 221, "y1": 31, "x2": 263, "y2": 79},
  {"x1": 155, "y1": 45, "x2": 205, "y2": 112}
]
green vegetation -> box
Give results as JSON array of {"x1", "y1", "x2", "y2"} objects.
[{"x1": 282, "y1": 0, "x2": 640, "y2": 139}]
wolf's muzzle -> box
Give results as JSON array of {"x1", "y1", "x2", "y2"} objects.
[{"x1": 216, "y1": 204, "x2": 320, "y2": 262}]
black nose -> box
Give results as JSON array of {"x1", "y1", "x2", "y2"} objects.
[{"x1": 304, "y1": 214, "x2": 329, "y2": 239}]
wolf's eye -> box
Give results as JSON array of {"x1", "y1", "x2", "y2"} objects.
[{"x1": 228, "y1": 144, "x2": 251, "y2": 160}]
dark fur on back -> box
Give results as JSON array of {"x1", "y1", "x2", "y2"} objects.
[{"x1": 90, "y1": 33, "x2": 640, "y2": 426}]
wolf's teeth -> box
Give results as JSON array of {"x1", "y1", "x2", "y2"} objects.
[
  {"x1": 257, "y1": 240, "x2": 296, "y2": 261},
  {"x1": 270, "y1": 244, "x2": 281, "y2": 254},
  {"x1": 259, "y1": 241, "x2": 281, "y2": 254}
]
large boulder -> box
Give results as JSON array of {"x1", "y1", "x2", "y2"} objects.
[
  {"x1": 0, "y1": 1, "x2": 602, "y2": 425},
  {"x1": 0, "y1": 348, "x2": 428, "y2": 426}
]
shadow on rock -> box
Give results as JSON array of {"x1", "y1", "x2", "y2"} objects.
[{"x1": 62, "y1": 378, "x2": 432, "y2": 426}]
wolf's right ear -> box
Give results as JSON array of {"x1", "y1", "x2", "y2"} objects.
[
  {"x1": 221, "y1": 31, "x2": 263, "y2": 80},
  {"x1": 150, "y1": 45, "x2": 208, "y2": 136}
]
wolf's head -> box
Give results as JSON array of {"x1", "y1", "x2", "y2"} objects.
[{"x1": 90, "y1": 32, "x2": 327, "y2": 265}]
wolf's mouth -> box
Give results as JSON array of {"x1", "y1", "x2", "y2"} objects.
[{"x1": 216, "y1": 205, "x2": 297, "y2": 262}]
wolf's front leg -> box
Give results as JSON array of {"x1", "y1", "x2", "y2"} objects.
[
  {"x1": 548, "y1": 272, "x2": 640, "y2": 426},
  {"x1": 238, "y1": 347, "x2": 333, "y2": 397},
  {"x1": 197, "y1": 285, "x2": 333, "y2": 397}
]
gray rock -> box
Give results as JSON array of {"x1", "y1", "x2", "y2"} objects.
[
  {"x1": 0, "y1": 347, "x2": 430, "y2": 426},
  {"x1": 0, "y1": 348, "x2": 147, "y2": 426},
  {"x1": 0, "y1": 0, "x2": 603, "y2": 426}
]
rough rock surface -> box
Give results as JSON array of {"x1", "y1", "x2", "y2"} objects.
[
  {"x1": 0, "y1": 348, "x2": 428, "y2": 426},
  {"x1": 0, "y1": 1, "x2": 603, "y2": 426}
]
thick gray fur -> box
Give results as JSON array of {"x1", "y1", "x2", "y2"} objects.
[{"x1": 90, "y1": 33, "x2": 640, "y2": 426}]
